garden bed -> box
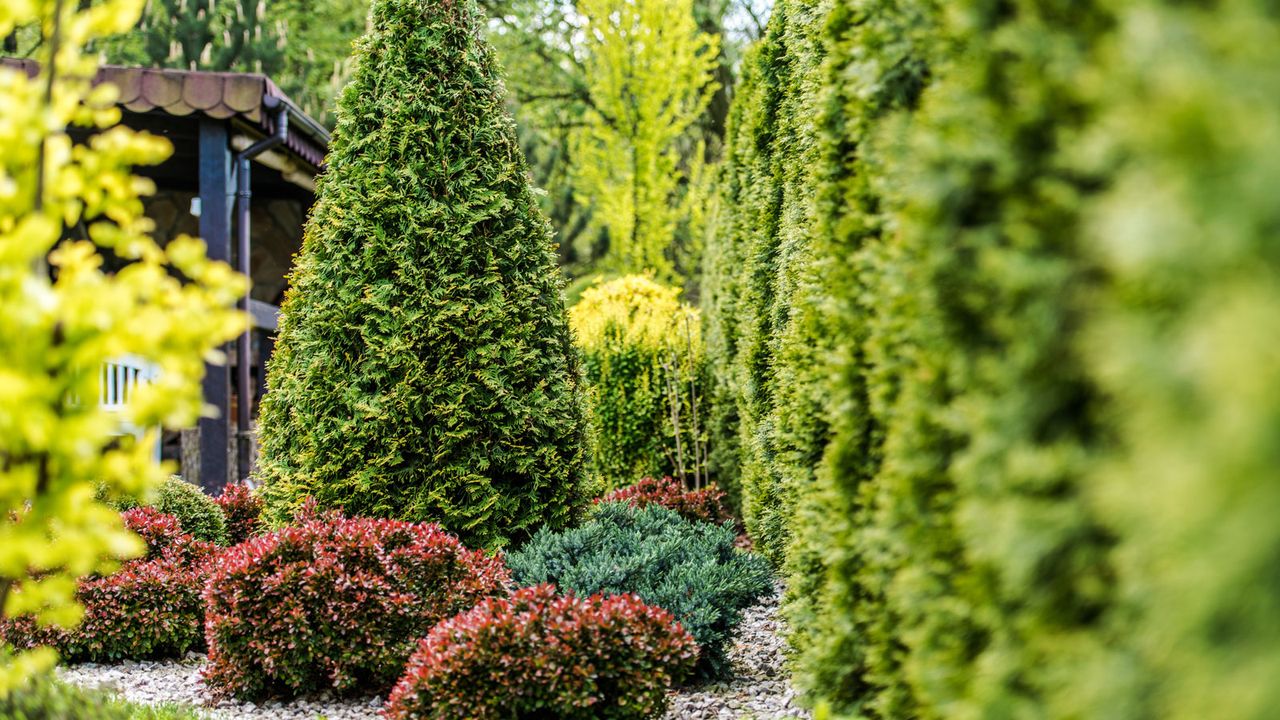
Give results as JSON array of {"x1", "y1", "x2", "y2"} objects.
[{"x1": 56, "y1": 586, "x2": 809, "y2": 720}]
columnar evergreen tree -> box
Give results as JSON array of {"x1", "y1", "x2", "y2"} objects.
[
  {"x1": 256, "y1": 0, "x2": 590, "y2": 549},
  {"x1": 1067, "y1": 1, "x2": 1280, "y2": 718},
  {"x1": 700, "y1": 0, "x2": 827, "y2": 567},
  {"x1": 568, "y1": 275, "x2": 703, "y2": 490},
  {"x1": 698, "y1": 45, "x2": 763, "y2": 509},
  {"x1": 781, "y1": 0, "x2": 937, "y2": 713},
  {"x1": 705, "y1": 0, "x2": 1280, "y2": 717}
]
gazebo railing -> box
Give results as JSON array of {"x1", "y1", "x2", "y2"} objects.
[{"x1": 97, "y1": 355, "x2": 162, "y2": 460}]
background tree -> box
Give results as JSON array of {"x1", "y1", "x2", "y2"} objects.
[
  {"x1": 94, "y1": 0, "x2": 286, "y2": 73},
  {"x1": 0, "y1": 0, "x2": 244, "y2": 693},
  {"x1": 569, "y1": 0, "x2": 718, "y2": 282},
  {"x1": 3, "y1": 0, "x2": 372, "y2": 129},
  {"x1": 480, "y1": 0, "x2": 768, "y2": 289},
  {"x1": 256, "y1": 0, "x2": 590, "y2": 550}
]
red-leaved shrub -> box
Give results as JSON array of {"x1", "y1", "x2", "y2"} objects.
[
  {"x1": 1, "y1": 557, "x2": 209, "y2": 662},
  {"x1": 599, "y1": 476, "x2": 733, "y2": 525},
  {"x1": 384, "y1": 584, "x2": 698, "y2": 720},
  {"x1": 121, "y1": 506, "x2": 218, "y2": 565},
  {"x1": 214, "y1": 483, "x2": 263, "y2": 544},
  {"x1": 0, "y1": 509, "x2": 217, "y2": 662},
  {"x1": 201, "y1": 509, "x2": 510, "y2": 700}
]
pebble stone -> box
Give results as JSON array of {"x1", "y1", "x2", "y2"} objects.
[
  {"x1": 57, "y1": 585, "x2": 811, "y2": 719},
  {"x1": 662, "y1": 584, "x2": 811, "y2": 720}
]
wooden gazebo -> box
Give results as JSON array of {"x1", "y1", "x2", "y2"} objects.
[{"x1": 4, "y1": 58, "x2": 331, "y2": 494}]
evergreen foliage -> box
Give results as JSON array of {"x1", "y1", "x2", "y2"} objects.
[
  {"x1": 781, "y1": 0, "x2": 938, "y2": 711},
  {"x1": 112, "y1": 476, "x2": 229, "y2": 547},
  {"x1": 707, "y1": 0, "x2": 1280, "y2": 717},
  {"x1": 1065, "y1": 1, "x2": 1280, "y2": 718},
  {"x1": 699, "y1": 0, "x2": 829, "y2": 568},
  {"x1": 255, "y1": 0, "x2": 589, "y2": 550},
  {"x1": 569, "y1": 275, "x2": 704, "y2": 489},
  {"x1": 809, "y1": 0, "x2": 1116, "y2": 714},
  {"x1": 507, "y1": 502, "x2": 772, "y2": 678}
]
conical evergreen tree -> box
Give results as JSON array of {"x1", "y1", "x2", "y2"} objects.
[{"x1": 256, "y1": 0, "x2": 590, "y2": 549}]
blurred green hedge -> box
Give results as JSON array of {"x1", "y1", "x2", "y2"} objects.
[{"x1": 703, "y1": 0, "x2": 1280, "y2": 717}]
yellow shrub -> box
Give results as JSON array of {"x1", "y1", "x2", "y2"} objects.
[{"x1": 569, "y1": 275, "x2": 705, "y2": 489}]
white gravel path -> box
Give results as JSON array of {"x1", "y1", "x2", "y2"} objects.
[
  {"x1": 662, "y1": 585, "x2": 810, "y2": 720},
  {"x1": 57, "y1": 586, "x2": 811, "y2": 719}
]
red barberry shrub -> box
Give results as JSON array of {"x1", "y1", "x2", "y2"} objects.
[
  {"x1": 202, "y1": 511, "x2": 510, "y2": 700},
  {"x1": 1, "y1": 509, "x2": 217, "y2": 662},
  {"x1": 384, "y1": 585, "x2": 698, "y2": 720},
  {"x1": 600, "y1": 476, "x2": 733, "y2": 525},
  {"x1": 213, "y1": 483, "x2": 264, "y2": 544},
  {"x1": 121, "y1": 507, "x2": 218, "y2": 565},
  {"x1": 0, "y1": 557, "x2": 209, "y2": 662}
]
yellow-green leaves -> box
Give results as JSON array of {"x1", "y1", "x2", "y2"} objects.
[
  {"x1": 570, "y1": 274, "x2": 703, "y2": 489},
  {"x1": 571, "y1": 0, "x2": 719, "y2": 281},
  {"x1": 0, "y1": 0, "x2": 244, "y2": 695}
]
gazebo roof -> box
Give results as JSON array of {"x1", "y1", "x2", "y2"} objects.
[{"x1": 1, "y1": 58, "x2": 330, "y2": 169}]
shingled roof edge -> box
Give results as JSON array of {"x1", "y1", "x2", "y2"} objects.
[{"x1": 0, "y1": 57, "x2": 330, "y2": 170}]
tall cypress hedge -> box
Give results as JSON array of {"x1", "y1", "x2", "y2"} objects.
[
  {"x1": 701, "y1": 0, "x2": 828, "y2": 568},
  {"x1": 705, "y1": 0, "x2": 1280, "y2": 717},
  {"x1": 782, "y1": 0, "x2": 938, "y2": 714},
  {"x1": 840, "y1": 0, "x2": 1116, "y2": 715},
  {"x1": 256, "y1": 0, "x2": 589, "y2": 549},
  {"x1": 1067, "y1": 1, "x2": 1280, "y2": 718}
]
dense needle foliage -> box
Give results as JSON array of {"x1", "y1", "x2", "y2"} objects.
[
  {"x1": 256, "y1": 0, "x2": 590, "y2": 548},
  {"x1": 706, "y1": 0, "x2": 1280, "y2": 718},
  {"x1": 569, "y1": 275, "x2": 704, "y2": 489},
  {"x1": 507, "y1": 502, "x2": 771, "y2": 678}
]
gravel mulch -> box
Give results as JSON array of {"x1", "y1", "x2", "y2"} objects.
[
  {"x1": 58, "y1": 585, "x2": 810, "y2": 720},
  {"x1": 662, "y1": 584, "x2": 810, "y2": 720},
  {"x1": 58, "y1": 658, "x2": 381, "y2": 720}
]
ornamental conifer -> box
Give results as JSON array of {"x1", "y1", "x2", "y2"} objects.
[{"x1": 256, "y1": 0, "x2": 589, "y2": 548}]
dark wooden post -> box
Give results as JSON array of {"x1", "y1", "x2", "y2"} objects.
[{"x1": 194, "y1": 118, "x2": 232, "y2": 494}]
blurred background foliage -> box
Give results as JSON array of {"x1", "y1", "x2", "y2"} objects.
[{"x1": 5, "y1": 0, "x2": 769, "y2": 289}]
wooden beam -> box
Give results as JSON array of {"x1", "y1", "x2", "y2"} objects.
[
  {"x1": 196, "y1": 118, "x2": 232, "y2": 495},
  {"x1": 247, "y1": 298, "x2": 280, "y2": 332}
]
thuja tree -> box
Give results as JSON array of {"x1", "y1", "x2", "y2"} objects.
[
  {"x1": 697, "y1": 46, "x2": 762, "y2": 510},
  {"x1": 257, "y1": 0, "x2": 590, "y2": 549},
  {"x1": 1066, "y1": 1, "x2": 1280, "y2": 718},
  {"x1": 569, "y1": 275, "x2": 704, "y2": 490},
  {"x1": 807, "y1": 0, "x2": 1116, "y2": 715},
  {"x1": 699, "y1": 0, "x2": 828, "y2": 568},
  {"x1": 781, "y1": 0, "x2": 937, "y2": 713},
  {"x1": 0, "y1": 0, "x2": 244, "y2": 694}
]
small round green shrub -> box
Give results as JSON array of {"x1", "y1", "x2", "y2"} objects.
[
  {"x1": 112, "y1": 476, "x2": 228, "y2": 546},
  {"x1": 507, "y1": 502, "x2": 771, "y2": 677}
]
